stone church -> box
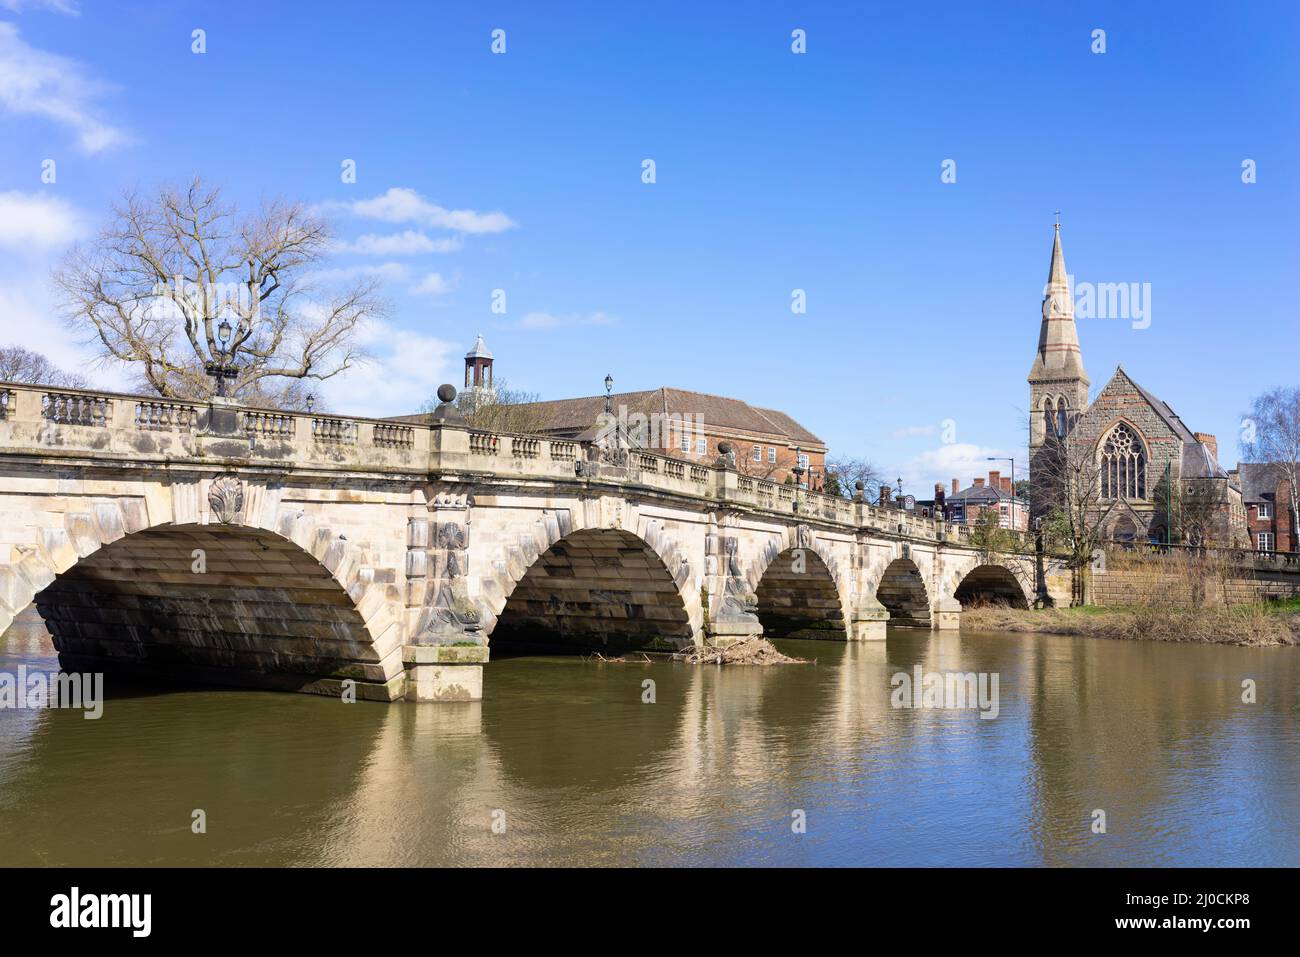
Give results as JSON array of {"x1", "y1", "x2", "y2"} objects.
[{"x1": 1028, "y1": 225, "x2": 1246, "y2": 545}]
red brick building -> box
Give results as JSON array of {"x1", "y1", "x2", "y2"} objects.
[
  {"x1": 1233, "y1": 463, "x2": 1297, "y2": 553},
  {"x1": 944, "y1": 471, "x2": 1029, "y2": 531},
  {"x1": 517, "y1": 386, "x2": 828, "y2": 489}
]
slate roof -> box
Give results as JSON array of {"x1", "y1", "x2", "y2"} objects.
[
  {"x1": 1237, "y1": 462, "x2": 1287, "y2": 503},
  {"x1": 512, "y1": 387, "x2": 826, "y2": 448},
  {"x1": 1114, "y1": 366, "x2": 1231, "y2": 481},
  {"x1": 948, "y1": 483, "x2": 1026, "y2": 506}
]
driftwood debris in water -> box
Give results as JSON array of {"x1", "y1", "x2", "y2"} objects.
[{"x1": 675, "y1": 637, "x2": 807, "y2": 666}]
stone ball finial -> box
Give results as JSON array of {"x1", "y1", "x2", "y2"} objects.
[
  {"x1": 718, "y1": 441, "x2": 733, "y2": 455},
  {"x1": 855, "y1": 480, "x2": 865, "y2": 491},
  {"x1": 437, "y1": 384, "x2": 457, "y2": 404}
]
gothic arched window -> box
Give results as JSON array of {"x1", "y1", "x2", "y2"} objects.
[
  {"x1": 1055, "y1": 398, "x2": 1069, "y2": 437},
  {"x1": 1100, "y1": 423, "x2": 1147, "y2": 500},
  {"x1": 1043, "y1": 398, "x2": 1056, "y2": 437}
]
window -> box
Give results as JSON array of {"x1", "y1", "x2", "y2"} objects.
[
  {"x1": 1100, "y1": 423, "x2": 1146, "y2": 500},
  {"x1": 681, "y1": 431, "x2": 690, "y2": 453},
  {"x1": 1258, "y1": 532, "x2": 1275, "y2": 552},
  {"x1": 1056, "y1": 399, "x2": 1068, "y2": 437},
  {"x1": 1257, "y1": 503, "x2": 1272, "y2": 520},
  {"x1": 797, "y1": 453, "x2": 809, "y2": 470},
  {"x1": 768, "y1": 447, "x2": 776, "y2": 464},
  {"x1": 752, "y1": 445, "x2": 761, "y2": 462},
  {"x1": 696, "y1": 437, "x2": 707, "y2": 455}
]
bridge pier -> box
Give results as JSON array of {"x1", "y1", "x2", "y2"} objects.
[
  {"x1": 402, "y1": 645, "x2": 488, "y2": 702},
  {"x1": 931, "y1": 596, "x2": 962, "y2": 630},
  {"x1": 849, "y1": 600, "x2": 889, "y2": 640}
]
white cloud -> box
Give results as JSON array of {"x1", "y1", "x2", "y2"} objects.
[
  {"x1": 0, "y1": 1, "x2": 80, "y2": 13},
  {"x1": 890, "y1": 424, "x2": 938, "y2": 439},
  {"x1": 899, "y1": 442, "x2": 1017, "y2": 492},
  {"x1": 327, "y1": 187, "x2": 517, "y2": 235},
  {"x1": 304, "y1": 261, "x2": 409, "y2": 284},
  {"x1": 516, "y1": 310, "x2": 615, "y2": 330},
  {"x1": 320, "y1": 319, "x2": 455, "y2": 417},
  {"x1": 334, "y1": 230, "x2": 462, "y2": 257},
  {"x1": 0, "y1": 190, "x2": 86, "y2": 249},
  {"x1": 410, "y1": 272, "x2": 451, "y2": 296},
  {"x1": 0, "y1": 23, "x2": 127, "y2": 153}
]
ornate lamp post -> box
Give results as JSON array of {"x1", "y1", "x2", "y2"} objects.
[
  {"x1": 792, "y1": 463, "x2": 805, "y2": 513},
  {"x1": 604, "y1": 374, "x2": 614, "y2": 415},
  {"x1": 987, "y1": 456, "x2": 1019, "y2": 530},
  {"x1": 205, "y1": 317, "x2": 239, "y2": 399}
]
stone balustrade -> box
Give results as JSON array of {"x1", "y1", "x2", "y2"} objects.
[{"x1": 0, "y1": 380, "x2": 1019, "y2": 549}]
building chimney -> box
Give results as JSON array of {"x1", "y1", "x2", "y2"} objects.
[
  {"x1": 879, "y1": 485, "x2": 892, "y2": 505},
  {"x1": 1001, "y1": 476, "x2": 1013, "y2": 494},
  {"x1": 988, "y1": 470, "x2": 1000, "y2": 490},
  {"x1": 973, "y1": 478, "x2": 985, "y2": 488},
  {"x1": 952, "y1": 478, "x2": 960, "y2": 495},
  {"x1": 1194, "y1": 432, "x2": 1218, "y2": 461}
]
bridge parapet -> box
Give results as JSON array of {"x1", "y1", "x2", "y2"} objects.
[
  {"x1": 0, "y1": 381, "x2": 430, "y2": 474},
  {"x1": 0, "y1": 380, "x2": 987, "y2": 551}
]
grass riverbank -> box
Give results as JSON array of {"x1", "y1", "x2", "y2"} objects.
[{"x1": 962, "y1": 599, "x2": 1300, "y2": 647}]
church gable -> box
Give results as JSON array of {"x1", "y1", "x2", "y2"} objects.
[{"x1": 1071, "y1": 366, "x2": 1188, "y2": 471}]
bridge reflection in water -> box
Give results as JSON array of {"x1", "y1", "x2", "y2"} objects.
[{"x1": 1, "y1": 624, "x2": 1297, "y2": 867}]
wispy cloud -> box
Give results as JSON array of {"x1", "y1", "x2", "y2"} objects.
[
  {"x1": 890, "y1": 424, "x2": 939, "y2": 439},
  {"x1": 0, "y1": 0, "x2": 80, "y2": 13},
  {"x1": 325, "y1": 187, "x2": 517, "y2": 235},
  {"x1": 899, "y1": 442, "x2": 1015, "y2": 491},
  {"x1": 333, "y1": 230, "x2": 462, "y2": 257},
  {"x1": 411, "y1": 272, "x2": 452, "y2": 296},
  {"x1": 515, "y1": 310, "x2": 616, "y2": 330},
  {"x1": 305, "y1": 261, "x2": 409, "y2": 284},
  {"x1": 321, "y1": 319, "x2": 455, "y2": 417},
  {"x1": 0, "y1": 22, "x2": 128, "y2": 153},
  {"x1": 0, "y1": 190, "x2": 86, "y2": 249}
]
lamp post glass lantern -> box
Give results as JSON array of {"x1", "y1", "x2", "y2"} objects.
[
  {"x1": 604, "y1": 374, "x2": 614, "y2": 415},
  {"x1": 206, "y1": 317, "x2": 239, "y2": 399}
]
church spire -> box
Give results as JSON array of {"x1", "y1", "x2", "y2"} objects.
[
  {"x1": 1029, "y1": 221, "x2": 1087, "y2": 383},
  {"x1": 1028, "y1": 220, "x2": 1090, "y2": 453}
]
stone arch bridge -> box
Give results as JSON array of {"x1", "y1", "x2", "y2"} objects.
[{"x1": 0, "y1": 383, "x2": 1060, "y2": 701}]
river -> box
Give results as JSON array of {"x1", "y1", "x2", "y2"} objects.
[{"x1": 1, "y1": 626, "x2": 1296, "y2": 866}]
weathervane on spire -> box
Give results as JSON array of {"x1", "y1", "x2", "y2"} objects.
[{"x1": 1054, "y1": 209, "x2": 1061, "y2": 229}]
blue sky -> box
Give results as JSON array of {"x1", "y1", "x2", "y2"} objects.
[{"x1": 0, "y1": 1, "x2": 1295, "y2": 488}]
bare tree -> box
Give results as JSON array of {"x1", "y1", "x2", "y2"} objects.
[
  {"x1": 1033, "y1": 433, "x2": 1107, "y2": 605},
  {"x1": 1241, "y1": 386, "x2": 1300, "y2": 552},
  {"x1": 733, "y1": 446, "x2": 784, "y2": 482},
  {"x1": 420, "y1": 379, "x2": 547, "y2": 434},
  {"x1": 1154, "y1": 472, "x2": 1246, "y2": 548},
  {"x1": 0, "y1": 345, "x2": 89, "y2": 388},
  {"x1": 823, "y1": 455, "x2": 883, "y2": 499},
  {"x1": 54, "y1": 176, "x2": 381, "y2": 404}
]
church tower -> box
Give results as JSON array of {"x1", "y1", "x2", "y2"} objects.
[
  {"x1": 462, "y1": 333, "x2": 495, "y2": 413},
  {"x1": 1028, "y1": 222, "x2": 1090, "y2": 452}
]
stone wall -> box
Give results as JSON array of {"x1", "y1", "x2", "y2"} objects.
[{"x1": 1090, "y1": 558, "x2": 1300, "y2": 607}]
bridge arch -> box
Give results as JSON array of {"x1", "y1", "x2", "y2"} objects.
[
  {"x1": 0, "y1": 489, "x2": 405, "y2": 699},
  {"x1": 950, "y1": 561, "x2": 1033, "y2": 610},
  {"x1": 874, "y1": 557, "x2": 931, "y2": 626},
  {"x1": 749, "y1": 535, "x2": 850, "y2": 640},
  {"x1": 480, "y1": 519, "x2": 700, "y2": 654}
]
